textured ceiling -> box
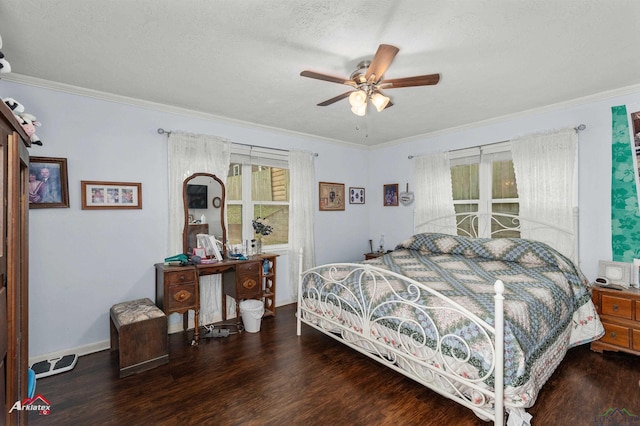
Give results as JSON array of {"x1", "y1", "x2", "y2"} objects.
[{"x1": 0, "y1": 1, "x2": 639, "y2": 147}]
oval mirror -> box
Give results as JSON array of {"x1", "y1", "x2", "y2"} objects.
[{"x1": 182, "y1": 173, "x2": 226, "y2": 257}]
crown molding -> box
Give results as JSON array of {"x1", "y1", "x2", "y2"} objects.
[
  {"x1": 0, "y1": 73, "x2": 368, "y2": 150},
  {"x1": 3, "y1": 73, "x2": 639, "y2": 151},
  {"x1": 377, "y1": 83, "x2": 640, "y2": 149}
]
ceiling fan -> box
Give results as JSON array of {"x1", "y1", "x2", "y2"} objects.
[{"x1": 300, "y1": 44, "x2": 440, "y2": 116}]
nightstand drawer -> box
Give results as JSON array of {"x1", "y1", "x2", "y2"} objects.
[
  {"x1": 634, "y1": 330, "x2": 640, "y2": 352},
  {"x1": 600, "y1": 322, "x2": 630, "y2": 348},
  {"x1": 601, "y1": 295, "x2": 632, "y2": 320}
]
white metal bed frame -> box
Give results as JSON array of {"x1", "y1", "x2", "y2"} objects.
[{"x1": 296, "y1": 212, "x2": 579, "y2": 426}]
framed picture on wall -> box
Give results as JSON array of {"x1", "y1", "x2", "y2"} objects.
[
  {"x1": 349, "y1": 187, "x2": 365, "y2": 204},
  {"x1": 319, "y1": 182, "x2": 345, "y2": 211},
  {"x1": 29, "y1": 156, "x2": 70, "y2": 209},
  {"x1": 81, "y1": 181, "x2": 142, "y2": 210},
  {"x1": 383, "y1": 183, "x2": 399, "y2": 206}
]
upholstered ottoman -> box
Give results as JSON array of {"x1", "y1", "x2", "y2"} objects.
[{"x1": 110, "y1": 298, "x2": 168, "y2": 378}]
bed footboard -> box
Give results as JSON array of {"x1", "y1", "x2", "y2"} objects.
[{"x1": 296, "y1": 254, "x2": 505, "y2": 425}]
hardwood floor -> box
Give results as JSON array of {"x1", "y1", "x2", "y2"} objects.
[{"x1": 29, "y1": 303, "x2": 638, "y2": 425}]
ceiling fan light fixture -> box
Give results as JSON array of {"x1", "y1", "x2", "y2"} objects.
[
  {"x1": 301, "y1": 44, "x2": 440, "y2": 114},
  {"x1": 351, "y1": 103, "x2": 367, "y2": 116},
  {"x1": 370, "y1": 92, "x2": 390, "y2": 112},
  {"x1": 348, "y1": 90, "x2": 367, "y2": 108}
]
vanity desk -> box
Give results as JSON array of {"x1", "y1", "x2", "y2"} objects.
[
  {"x1": 154, "y1": 253, "x2": 277, "y2": 342},
  {"x1": 159, "y1": 169, "x2": 279, "y2": 343}
]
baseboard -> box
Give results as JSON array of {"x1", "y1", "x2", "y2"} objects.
[
  {"x1": 29, "y1": 301, "x2": 300, "y2": 359},
  {"x1": 166, "y1": 299, "x2": 297, "y2": 334},
  {"x1": 29, "y1": 340, "x2": 110, "y2": 366}
]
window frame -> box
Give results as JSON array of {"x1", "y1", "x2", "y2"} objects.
[
  {"x1": 449, "y1": 143, "x2": 519, "y2": 237},
  {"x1": 227, "y1": 148, "x2": 290, "y2": 252}
]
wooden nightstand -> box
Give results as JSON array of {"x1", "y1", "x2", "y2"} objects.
[
  {"x1": 364, "y1": 252, "x2": 385, "y2": 260},
  {"x1": 590, "y1": 285, "x2": 640, "y2": 356}
]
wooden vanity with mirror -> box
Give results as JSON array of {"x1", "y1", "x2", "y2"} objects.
[{"x1": 155, "y1": 172, "x2": 277, "y2": 343}]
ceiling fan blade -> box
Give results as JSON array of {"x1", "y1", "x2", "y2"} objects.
[
  {"x1": 365, "y1": 44, "x2": 400, "y2": 83},
  {"x1": 380, "y1": 73, "x2": 440, "y2": 89},
  {"x1": 317, "y1": 91, "x2": 353, "y2": 106},
  {"x1": 300, "y1": 70, "x2": 355, "y2": 86}
]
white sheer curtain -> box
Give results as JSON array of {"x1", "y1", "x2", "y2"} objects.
[
  {"x1": 413, "y1": 152, "x2": 456, "y2": 234},
  {"x1": 511, "y1": 128, "x2": 577, "y2": 258},
  {"x1": 288, "y1": 150, "x2": 316, "y2": 297},
  {"x1": 168, "y1": 131, "x2": 231, "y2": 326}
]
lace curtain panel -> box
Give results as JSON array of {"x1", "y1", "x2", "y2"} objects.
[
  {"x1": 168, "y1": 132, "x2": 231, "y2": 325},
  {"x1": 288, "y1": 150, "x2": 316, "y2": 297},
  {"x1": 511, "y1": 128, "x2": 577, "y2": 259},
  {"x1": 413, "y1": 152, "x2": 457, "y2": 234}
]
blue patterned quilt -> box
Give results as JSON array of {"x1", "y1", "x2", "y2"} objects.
[
  {"x1": 386, "y1": 234, "x2": 591, "y2": 382},
  {"x1": 301, "y1": 233, "x2": 603, "y2": 407}
]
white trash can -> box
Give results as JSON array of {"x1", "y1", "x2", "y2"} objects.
[{"x1": 239, "y1": 299, "x2": 264, "y2": 333}]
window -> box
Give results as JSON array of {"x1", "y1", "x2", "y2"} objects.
[
  {"x1": 450, "y1": 144, "x2": 519, "y2": 237},
  {"x1": 226, "y1": 147, "x2": 290, "y2": 249}
]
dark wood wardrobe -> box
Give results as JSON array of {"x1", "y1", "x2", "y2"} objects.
[{"x1": 0, "y1": 101, "x2": 30, "y2": 425}]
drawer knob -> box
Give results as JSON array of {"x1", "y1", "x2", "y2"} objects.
[
  {"x1": 174, "y1": 290, "x2": 191, "y2": 302},
  {"x1": 612, "y1": 304, "x2": 619, "y2": 311},
  {"x1": 610, "y1": 332, "x2": 617, "y2": 339},
  {"x1": 243, "y1": 279, "x2": 257, "y2": 290}
]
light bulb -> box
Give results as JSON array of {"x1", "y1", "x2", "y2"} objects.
[
  {"x1": 370, "y1": 92, "x2": 390, "y2": 112},
  {"x1": 348, "y1": 90, "x2": 367, "y2": 108},
  {"x1": 351, "y1": 103, "x2": 367, "y2": 116}
]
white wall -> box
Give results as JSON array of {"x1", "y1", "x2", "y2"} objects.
[
  {"x1": 0, "y1": 80, "x2": 370, "y2": 358},
  {"x1": 367, "y1": 89, "x2": 640, "y2": 282},
  {"x1": 4, "y1": 78, "x2": 639, "y2": 359}
]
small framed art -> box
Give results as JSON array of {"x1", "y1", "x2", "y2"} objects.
[
  {"x1": 319, "y1": 182, "x2": 345, "y2": 211},
  {"x1": 81, "y1": 181, "x2": 142, "y2": 210},
  {"x1": 29, "y1": 156, "x2": 70, "y2": 209},
  {"x1": 349, "y1": 187, "x2": 365, "y2": 204},
  {"x1": 383, "y1": 183, "x2": 399, "y2": 206}
]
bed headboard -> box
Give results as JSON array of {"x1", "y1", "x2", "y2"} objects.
[{"x1": 415, "y1": 208, "x2": 579, "y2": 265}]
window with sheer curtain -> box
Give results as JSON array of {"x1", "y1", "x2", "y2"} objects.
[
  {"x1": 450, "y1": 143, "x2": 520, "y2": 237},
  {"x1": 226, "y1": 146, "x2": 290, "y2": 250}
]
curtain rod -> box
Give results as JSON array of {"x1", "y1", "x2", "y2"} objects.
[
  {"x1": 407, "y1": 124, "x2": 587, "y2": 159},
  {"x1": 157, "y1": 128, "x2": 318, "y2": 157}
]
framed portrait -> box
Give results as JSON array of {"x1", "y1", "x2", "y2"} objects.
[
  {"x1": 319, "y1": 181, "x2": 345, "y2": 211},
  {"x1": 29, "y1": 156, "x2": 70, "y2": 209},
  {"x1": 383, "y1": 183, "x2": 399, "y2": 206},
  {"x1": 349, "y1": 187, "x2": 365, "y2": 204},
  {"x1": 81, "y1": 181, "x2": 142, "y2": 210}
]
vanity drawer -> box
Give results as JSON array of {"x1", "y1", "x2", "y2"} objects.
[
  {"x1": 165, "y1": 270, "x2": 197, "y2": 286},
  {"x1": 236, "y1": 261, "x2": 260, "y2": 277},
  {"x1": 601, "y1": 295, "x2": 632, "y2": 320},
  {"x1": 167, "y1": 283, "x2": 197, "y2": 311},
  {"x1": 600, "y1": 322, "x2": 630, "y2": 348},
  {"x1": 236, "y1": 276, "x2": 261, "y2": 298}
]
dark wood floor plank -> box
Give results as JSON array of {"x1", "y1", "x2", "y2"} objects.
[{"x1": 29, "y1": 303, "x2": 639, "y2": 425}]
